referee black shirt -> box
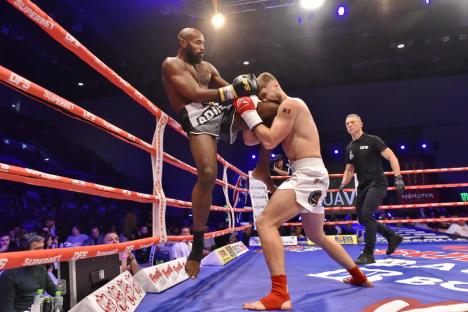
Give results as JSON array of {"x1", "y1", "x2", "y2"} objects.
[{"x1": 345, "y1": 133, "x2": 388, "y2": 189}]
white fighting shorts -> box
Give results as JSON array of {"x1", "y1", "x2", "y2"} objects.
[{"x1": 278, "y1": 157, "x2": 329, "y2": 214}]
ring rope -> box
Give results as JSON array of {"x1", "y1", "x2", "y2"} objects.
[
  {"x1": 0, "y1": 65, "x2": 248, "y2": 193},
  {"x1": 284, "y1": 217, "x2": 468, "y2": 227},
  {"x1": 273, "y1": 167, "x2": 468, "y2": 180},
  {"x1": 6, "y1": 0, "x2": 248, "y2": 178},
  {"x1": 0, "y1": 225, "x2": 251, "y2": 271},
  {"x1": 0, "y1": 162, "x2": 250, "y2": 212}
]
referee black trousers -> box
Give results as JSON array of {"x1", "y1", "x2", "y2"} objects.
[{"x1": 356, "y1": 184, "x2": 394, "y2": 252}]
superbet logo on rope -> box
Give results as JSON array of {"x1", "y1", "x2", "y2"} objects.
[
  {"x1": 65, "y1": 33, "x2": 81, "y2": 48},
  {"x1": 8, "y1": 73, "x2": 31, "y2": 90}
]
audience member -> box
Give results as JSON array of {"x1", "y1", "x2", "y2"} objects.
[
  {"x1": 85, "y1": 226, "x2": 104, "y2": 246},
  {"x1": 103, "y1": 232, "x2": 139, "y2": 275},
  {"x1": 0, "y1": 235, "x2": 57, "y2": 312},
  {"x1": 0, "y1": 233, "x2": 18, "y2": 252},
  {"x1": 65, "y1": 225, "x2": 88, "y2": 247},
  {"x1": 444, "y1": 218, "x2": 468, "y2": 238},
  {"x1": 172, "y1": 227, "x2": 192, "y2": 259}
]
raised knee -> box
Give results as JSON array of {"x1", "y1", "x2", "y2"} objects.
[{"x1": 197, "y1": 166, "x2": 217, "y2": 186}]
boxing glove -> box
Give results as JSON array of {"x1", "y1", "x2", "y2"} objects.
[
  {"x1": 233, "y1": 96, "x2": 262, "y2": 130},
  {"x1": 219, "y1": 74, "x2": 258, "y2": 102}
]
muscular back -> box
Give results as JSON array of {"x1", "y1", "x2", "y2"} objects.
[
  {"x1": 161, "y1": 57, "x2": 227, "y2": 114},
  {"x1": 281, "y1": 98, "x2": 321, "y2": 161}
]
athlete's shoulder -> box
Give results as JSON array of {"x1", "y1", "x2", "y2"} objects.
[{"x1": 162, "y1": 57, "x2": 184, "y2": 70}]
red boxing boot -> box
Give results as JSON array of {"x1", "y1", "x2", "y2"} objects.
[
  {"x1": 243, "y1": 275, "x2": 292, "y2": 310},
  {"x1": 343, "y1": 266, "x2": 373, "y2": 287}
]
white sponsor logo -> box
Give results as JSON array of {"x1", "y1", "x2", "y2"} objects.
[
  {"x1": 13, "y1": 0, "x2": 55, "y2": 30},
  {"x1": 71, "y1": 179, "x2": 86, "y2": 186},
  {"x1": 64, "y1": 32, "x2": 81, "y2": 48},
  {"x1": 103, "y1": 121, "x2": 122, "y2": 133},
  {"x1": 360, "y1": 146, "x2": 369, "y2": 149},
  {"x1": 25, "y1": 168, "x2": 60, "y2": 180},
  {"x1": 95, "y1": 184, "x2": 115, "y2": 192},
  {"x1": 23, "y1": 255, "x2": 62, "y2": 266},
  {"x1": 71, "y1": 251, "x2": 89, "y2": 260},
  {"x1": 43, "y1": 91, "x2": 75, "y2": 110},
  {"x1": 401, "y1": 193, "x2": 435, "y2": 200},
  {"x1": 8, "y1": 73, "x2": 31, "y2": 90},
  {"x1": 97, "y1": 249, "x2": 119, "y2": 256},
  {"x1": 83, "y1": 111, "x2": 97, "y2": 121}
]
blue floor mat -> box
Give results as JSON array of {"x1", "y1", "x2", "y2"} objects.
[{"x1": 137, "y1": 242, "x2": 468, "y2": 312}]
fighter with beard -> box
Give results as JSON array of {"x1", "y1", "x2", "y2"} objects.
[{"x1": 162, "y1": 28, "x2": 278, "y2": 278}]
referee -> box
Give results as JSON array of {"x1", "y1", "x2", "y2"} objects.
[{"x1": 340, "y1": 114, "x2": 405, "y2": 265}]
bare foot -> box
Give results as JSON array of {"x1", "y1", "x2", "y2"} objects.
[
  {"x1": 185, "y1": 260, "x2": 200, "y2": 279},
  {"x1": 343, "y1": 276, "x2": 373, "y2": 287},
  {"x1": 242, "y1": 300, "x2": 292, "y2": 311}
]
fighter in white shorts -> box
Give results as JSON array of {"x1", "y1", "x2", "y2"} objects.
[
  {"x1": 277, "y1": 157, "x2": 329, "y2": 214},
  {"x1": 233, "y1": 73, "x2": 373, "y2": 311}
]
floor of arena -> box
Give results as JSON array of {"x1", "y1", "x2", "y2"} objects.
[{"x1": 137, "y1": 235, "x2": 468, "y2": 311}]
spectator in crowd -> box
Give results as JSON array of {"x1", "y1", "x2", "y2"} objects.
[
  {"x1": 45, "y1": 217, "x2": 57, "y2": 237},
  {"x1": 229, "y1": 231, "x2": 239, "y2": 244},
  {"x1": 135, "y1": 226, "x2": 151, "y2": 264},
  {"x1": 172, "y1": 227, "x2": 192, "y2": 259},
  {"x1": 270, "y1": 154, "x2": 289, "y2": 187},
  {"x1": 138, "y1": 226, "x2": 150, "y2": 238},
  {"x1": 85, "y1": 226, "x2": 104, "y2": 246},
  {"x1": 65, "y1": 225, "x2": 88, "y2": 247},
  {"x1": 0, "y1": 235, "x2": 57, "y2": 312},
  {"x1": 203, "y1": 226, "x2": 216, "y2": 256},
  {"x1": 444, "y1": 218, "x2": 468, "y2": 238},
  {"x1": 103, "y1": 231, "x2": 140, "y2": 275},
  {"x1": 291, "y1": 226, "x2": 306, "y2": 240},
  {"x1": 0, "y1": 233, "x2": 18, "y2": 252},
  {"x1": 120, "y1": 212, "x2": 139, "y2": 242}
]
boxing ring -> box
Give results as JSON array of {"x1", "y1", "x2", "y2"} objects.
[{"x1": 1, "y1": 1, "x2": 468, "y2": 311}]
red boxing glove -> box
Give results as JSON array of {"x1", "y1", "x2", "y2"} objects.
[{"x1": 233, "y1": 96, "x2": 262, "y2": 130}]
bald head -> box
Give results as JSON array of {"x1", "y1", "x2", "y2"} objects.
[
  {"x1": 178, "y1": 28, "x2": 203, "y2": 42},
  {"x1": 177, "y1": 28, "x2": 205, "y2": 64}
]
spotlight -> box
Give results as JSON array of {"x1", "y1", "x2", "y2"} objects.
[
  {"x1": 397, "y1": 43, "x2": 405, "y2": 49},
  {"x1": 421, "y1": 143, "x2": 427, "y2": 149},
  {"x1": 4, "y1": 138, "x2": 10, "y2": 144},
  {"x1": 211, "y1": 13, "x2": 226, "y2": 29},
  {"x1": 44, "y1": 158, "x2": 50, "y2": 162},
  {"x1": 336, "y1": 4, "x2": 347, "y2": 17},
  {"x1": 425, "y1": 0, "x2": 430, "y2": 4},
  {"x1": 400, "y1": 145, "x2": 406, "y2": 150},
  {"x1": 300, "y1": 0, "x2": 325, "y2": 10},
  {"x1": 251, "y1": 154, "x2": 256, "y2": 160},
  {"x1": 77, "y1": 82, "x2": 84, "y2": 86},
  {"x1": 21, "y1": 143, "x2": 27, "y2": 149},
  {"x1": 243, "y1": 60, "x2": 250, "y2": 66},
  {"x1": 333, "y1": 149, "x2": 339, "y2": 155},
  {"x1": 271, "y1": 153, "x2": 276, "y2": 158}
]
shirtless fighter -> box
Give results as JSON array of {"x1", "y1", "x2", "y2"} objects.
[
  {"x1": 233, "y1": 73, "x2": 372, "y2": 311},
  {"x1": 162, "y1": 28, "x2": 277, "y2": 279}
]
